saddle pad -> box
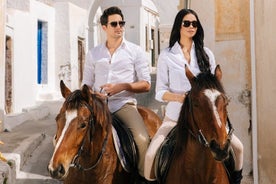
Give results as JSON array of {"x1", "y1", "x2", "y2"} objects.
[
  {"x1": 112, "y1": 126, "x2": 129, "y2": 171},
  {"x1": 111, "y1": 115, "x2": 138, "y2": 173},
  {"x1": 154, "y1": 126, "x2": 177, "y2": 184}
]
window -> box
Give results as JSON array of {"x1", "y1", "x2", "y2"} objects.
[
  {"x1": 151, "y1": 28, "x2": 155, "y2": 67},
  {"x1": 37, "y1": 21, "x2": 48, "y2": 84},
  {"x1": 145, "y1": 25, "x2": 149, "y2": 51},
  {"x1": 185, "y1": 0, "x2": 191, "y2": 8}
]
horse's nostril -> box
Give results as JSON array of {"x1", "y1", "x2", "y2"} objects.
[
  {"x1": 209, "y1": 140, "x2": 219, "y2": 150},
  {"x1": 48, "y1": 164, "x2": 65, "y2": 179},
  {"x1": 210, "y1": 140, "x2": 230, "y2": 161},
  {"x1": 58, "y1": 164, "x2": 65, "y2": 175}
]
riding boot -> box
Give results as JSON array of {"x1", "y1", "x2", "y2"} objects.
[
  {"x1": 135, "y1": 175, "x2": 158, "y2": 184},
  {"x1": 231, "y1": 169, "x2": 243, "y2": 184}
]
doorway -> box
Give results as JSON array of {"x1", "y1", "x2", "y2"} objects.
[
  {"x1": 78, "y1": 37, "x2": 85, "y2": 87},
  {"x1": 5, "y1": 36, "x2": 13, "y2": 114}
]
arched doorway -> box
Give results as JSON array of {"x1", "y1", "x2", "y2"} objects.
[{"x1": 5, "y1": 36, "x2": 13, "y2": 114}]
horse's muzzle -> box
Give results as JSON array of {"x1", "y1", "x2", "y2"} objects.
[
  {"x1": 209, "y1": 139, "x2": 230, "y2": 161},
  {"x1": 48, "y1": 163, "x2": 66, "y2": 180}
]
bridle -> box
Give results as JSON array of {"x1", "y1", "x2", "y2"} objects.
[
  {"x1": 186, "y1": 91, "x2": 234, "y2": 148},
  {"x1": 69, "y1": 101, "x2": 109, "y2": 171}
]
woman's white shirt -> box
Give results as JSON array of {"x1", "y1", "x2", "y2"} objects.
[{"x1": 155, "y1": 42, "x2": 216, "y2": 121}]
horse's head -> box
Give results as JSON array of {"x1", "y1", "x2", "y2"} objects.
[
  {"x1": 180, "y1": 65, "x2": 232, "y2": 161},
  {"x1": 48, "y1": 81, "x2": 111, "y2": 180}
]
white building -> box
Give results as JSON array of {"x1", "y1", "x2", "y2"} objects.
[
  {"x1": 3, "y1": 0, "x2": 160, "y2": 112},
  {"x1": 2, "y1": 0, "x2": 265, "y2": 182}
]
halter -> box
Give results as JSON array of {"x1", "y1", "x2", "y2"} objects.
[
  {"x1": 69, "y1": 101, "x2": 109, "y2": 171},
  {"x1": 187, "y1": 91, "x2": 234, "y2": 148}
]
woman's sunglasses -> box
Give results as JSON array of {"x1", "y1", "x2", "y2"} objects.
[
  {"x1": 108, "y1": 21, "x2": 126, "y2": 28},
  {"x1": 182, "y1": 20, "x2": 198, "y2": 28}
]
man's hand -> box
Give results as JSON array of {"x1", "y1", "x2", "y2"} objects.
[
  {"x1": 100, "y1": 80, "x2": 150, "y2": 96},
  {"x1": 100, "y1": 83, "x2": 123, "y2": 96}
]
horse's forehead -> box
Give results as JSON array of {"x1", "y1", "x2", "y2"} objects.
[
  {"x1": 203, "y1": 89, "x2": 221, "y2": 102},
  {"x1": 55, "y1": 110, "x2": 77, "y2": 149},
  {"x1": 203, "y1": 89, "x2": 223, "y2": 127},
  {"x1": 66, "y1": 110, "x2": 78, "y2": 121}
]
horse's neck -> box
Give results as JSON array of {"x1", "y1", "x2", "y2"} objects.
[
  {"x1": 166, "y1": 134, "x2": 228, "y2": 184},
  {"x1": 90, "y1": 129, "x2": 114, "y2": 160},
  {"x1": 81, "y1": 133, "x2": 119, "y2": 181},
  {"x1": 183, "y1": 134, "x2": 216, "y2": 166}
]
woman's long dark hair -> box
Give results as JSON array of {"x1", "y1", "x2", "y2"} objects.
[{"x1": 169, "y1": 9, "x2": 210, "y2": 73}]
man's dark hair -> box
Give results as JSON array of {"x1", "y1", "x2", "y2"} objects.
[{"x1": 100, "y1": 6, "x2": 124, "y2": 26}]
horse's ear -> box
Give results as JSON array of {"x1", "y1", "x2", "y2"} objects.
[
  {"x1": 60, "y1": 80, "x2": 71, "y2": 98},
  {"x1": 81, "y1": 84, "x2": 91, "y2": 102},
  {"x1": 215, "y1": 65, "x2": 222, "y2": 81},
  {"x1": 185, "y1": 64, "x2": 195, "y2": 83}
]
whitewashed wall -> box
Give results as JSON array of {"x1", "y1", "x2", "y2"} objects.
[
  {"x1": 6, "y1": 0, "x2": 55, "y2": 112},
  {"x1": 54, "y1": 2, "x2": 88, "y2": 91},
  {"x1": 0, "y1": 0, "x2": 6, "y2": 113}
]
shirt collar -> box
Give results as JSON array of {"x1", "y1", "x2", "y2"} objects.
[
  {"x1": 102, "y1": 37, "x2": 127, "y2": 52},
  {"x1": 121, "y1": 37, "x2": 127, "y2": 48},
  {"x1": 171, "y1": 41, "x2": 195, "y2": 54}
]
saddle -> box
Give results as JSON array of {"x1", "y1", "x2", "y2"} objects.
[
  {"x1": 111, "y1": 115, "x2": 138, "y2": 173},
  {"x1": 154, "y1": 126, "x2": 177, "y2": 184}
]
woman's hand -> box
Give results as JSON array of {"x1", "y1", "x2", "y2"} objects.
[{"x1": 162, "y1": 92, "x2": 187, "y2": 103}]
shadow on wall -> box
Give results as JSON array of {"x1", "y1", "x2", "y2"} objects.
[{"x1": 135, "y1": 74, "x2": 166, "y2": 118}]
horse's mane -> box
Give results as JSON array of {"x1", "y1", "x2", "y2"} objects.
[
  {"x1": 64, "y1": 89, "x2": 84, "y2": 110},
  {"x1": 191, "y1": 71, "x2": 225, "y2": 94},
  {"x1": 174, "y1": 71, "x2": 225, "y2": 154},
  {"x1": 64, "y1": 89, "x2": 112, "y2": 128}
]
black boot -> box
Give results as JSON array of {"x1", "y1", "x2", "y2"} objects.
[
  {"x1": 135, "y1": 175, "x2": 158, "y2": 184},
  {"x1": 231, "y1": 169, "x2": 243, "y2": 184}
]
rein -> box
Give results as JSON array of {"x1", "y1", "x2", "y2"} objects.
[
  {"x1": 69, "y1": 101, "x2": 109, "y2": 171},
  {"x1": 187, "y1": 92, "x2": 234, "y2": 148}
]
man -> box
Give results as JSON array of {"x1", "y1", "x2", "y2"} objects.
[{"x1": 82, "y1": 6, "x2": 151, "y2": 179}]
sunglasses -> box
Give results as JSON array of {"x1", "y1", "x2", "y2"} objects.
[
  {"x1": 108, "y1": 21, "x2": 126, "y2": 28},
  {"x1": 182, "y1": 20, "x2": 198, "y2": 28}
]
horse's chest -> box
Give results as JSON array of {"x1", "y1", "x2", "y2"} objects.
[{"x1": 176, "y1": 169, "x2": 225, "y2": 184}]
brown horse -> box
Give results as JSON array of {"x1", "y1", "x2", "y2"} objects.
[
  {"x1": 48, "y1": 81, "x2": 161, "y2": 184},
  {"x1": 165, "y1": 65, "x2": 232, "y2": 184}
]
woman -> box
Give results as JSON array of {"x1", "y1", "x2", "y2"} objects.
[{"x1": 144, "y1": 9, "x2": 243, "y2": 184}]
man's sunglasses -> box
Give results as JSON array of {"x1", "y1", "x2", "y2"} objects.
[
  {"x1": 182, "y1": 20, "x2": 198, "y2": 28},
  {"x1": 108, "y1": 21, "x2": 126, "y2": 28}
]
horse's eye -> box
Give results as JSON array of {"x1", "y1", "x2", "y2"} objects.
[{"x1": 79, "y1": 122, "x2": 87, "y2": 129}]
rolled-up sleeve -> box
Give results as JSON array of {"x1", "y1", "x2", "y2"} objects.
[
  {"x1": 82, "y1": 50, "x2": 95, "y2": 88},
  {"x1": 134, "y1": 46, "x2": 151, "y2": 84},
  {"x1": 155, "y1": 51, "x2": 169, "y2": 102}
]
